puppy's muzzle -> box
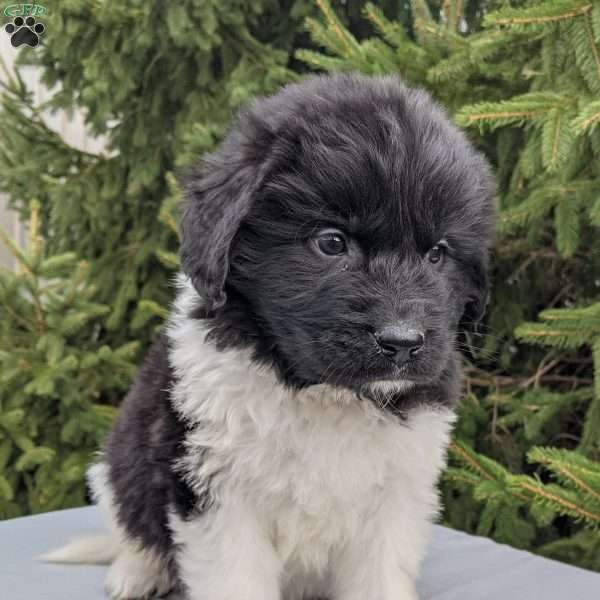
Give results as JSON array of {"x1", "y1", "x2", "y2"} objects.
[{"x1": 375, "y1": 325, "x2": 424, "y2": 365}]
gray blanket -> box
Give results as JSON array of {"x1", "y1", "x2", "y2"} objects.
[{"x1": 1, "y1": 507, "x2": 598, "y2": 599}]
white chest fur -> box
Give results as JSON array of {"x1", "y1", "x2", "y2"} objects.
[{"x1": 167, "y1": 279, "x2": 454, "y2": 600}]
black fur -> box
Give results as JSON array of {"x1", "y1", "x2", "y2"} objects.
[
  {"x1": 104, "y1": 336, "x2": 196, "y2": 560},
  {"x1": 182, "y1": 73, "x2": 494, "y2": 395}
]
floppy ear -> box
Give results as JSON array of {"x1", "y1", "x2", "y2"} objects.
[{"x1": 180, "y1": 131, "x2": 272, "y2": 313}]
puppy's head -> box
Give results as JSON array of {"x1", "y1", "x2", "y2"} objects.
[{"x1": 181, "y1": 74, "x2": 494, "y2": 401}]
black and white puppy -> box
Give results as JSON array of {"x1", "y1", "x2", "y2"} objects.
[{"x1": 46, "y1": 73, "x2": 494, "y2": 600}]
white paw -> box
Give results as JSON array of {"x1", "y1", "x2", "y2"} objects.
[{"x1": 105, "y1": 547, "x2": 172, "y2": 599}]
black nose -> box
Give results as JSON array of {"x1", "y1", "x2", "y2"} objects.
[{"x1": 375, "y1": 326, "x2": 424, "y2": 364}]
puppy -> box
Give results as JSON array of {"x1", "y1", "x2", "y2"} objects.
[{"x1": 45, "y1": 73, "x2": 494, "y2": 600}]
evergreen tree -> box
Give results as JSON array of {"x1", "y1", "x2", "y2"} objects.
[
  {"x1": 0, "y1": 0, "x2": 401, "y2": 349},
  {"x1": 0, "y1": 202, "x2": 138, "y2": 518},
  {"x1": 299, "y1": 0, "x2": 600, "y2": 571},
  {"x1": 0, "y1": 1, "x2": 407, "y2": 516}
]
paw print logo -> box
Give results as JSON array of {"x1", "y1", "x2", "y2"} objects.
[{"x1": 4, "y1": 16, "x2": 45, "y2": 48}]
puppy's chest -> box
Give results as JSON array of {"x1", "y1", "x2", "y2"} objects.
[
  {"x1": 220, "y1": 399, "x2": 408, "y2": 556},
  {"x1": 249, "y1": 409, "x2": 390, "y2": 499},
  {"x1": 180, "y1": 371, "x2": 452, "y2": 567}
]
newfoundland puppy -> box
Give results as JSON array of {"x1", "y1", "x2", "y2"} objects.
[{"x1": 46, "y1": 73, "x2": 494, "y2": 600}]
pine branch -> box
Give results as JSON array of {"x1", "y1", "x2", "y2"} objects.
[
  {"x1": 498, "y1": 181, "x2": 577, "y2": 231},
  {"x1": 364, "y1": 3, "x2": 411, "y2": 48},
  {"x1": 572, "y1": 99, "x2": 600, "y2": 134},
  {"x1": 529, "y1": 447, "x2": 600, "y2": 502},
  {"x1": 514, "y1": 479, "x2": 600, "y2": 523},
  {"x1": 516, "y1": 323, "x2": 592, "y2": 349},
  {"x1": 570, "y1": 11, "x2": 600, "y2": 93},
  {"x1": 294, "y1": 49, "x2": 348, "y2": 72},
  {"x1": 554, "y1": 195, "x2": 581, "y2": 257},
  {"x1": 539, "y1": 303, "x2": 600, "y2": 324},
  {"x1": 457, "y1": 93, "x2": 573, "y2": 130},
  {"x1": 486, "y1": 2, "x2": 593, "y2": 27},
  {"x1": 579, "y1": 337, "x2": 600, "y2": 454},
  {"x1": 450, "y1": 438, "x2": 600, "y2": 528},
  {"x1": 542, "y1": 108, "x2": 575, "y2": 171},
  {"x1": 313, "y1": 0, "x2": 358, "y2": 58},
  {"x1": 411, "y1": 0, "x2": 434, "y2": 26},
  {"x1": 442, "y1": 0, "x2": 464, "y2": 32}
]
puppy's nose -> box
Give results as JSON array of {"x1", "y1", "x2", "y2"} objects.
[{"x1": 375, "y1": 326, "x2": 424, "y2": 364}]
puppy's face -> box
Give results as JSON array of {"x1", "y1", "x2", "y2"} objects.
[{"x1": 181, "y1": 75, "x2": 494, "y2": 398}]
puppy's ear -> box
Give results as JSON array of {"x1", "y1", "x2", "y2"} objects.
[
  {"x1": 180, "y1": 125, "x2": 273, "y2": 313},
  {"x1": 462, "y1": 262, "x2": 489, "y2": 325}
]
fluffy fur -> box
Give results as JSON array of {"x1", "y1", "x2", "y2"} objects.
[{"x1": 44, "y1": 73, "x2": 494, "y2": 600}]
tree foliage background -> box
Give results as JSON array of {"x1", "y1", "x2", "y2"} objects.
[
  {"x1": 1, "y1": 0, "x2": 599, "y2": 572},
  {"x1": 0, "y1": 0, "x2": 394, "y2": 519}
]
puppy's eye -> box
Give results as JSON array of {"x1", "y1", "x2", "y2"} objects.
[
  {"x1": 427, "y1": 243, "x2": 446, "y2": 265},
  {"x1": 314, "y1": 230, "x2": 347, "y2": 256}
]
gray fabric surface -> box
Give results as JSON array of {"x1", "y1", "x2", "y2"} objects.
[{"x1": 0, "y1": 506, "x2": 598, "y2": 599}]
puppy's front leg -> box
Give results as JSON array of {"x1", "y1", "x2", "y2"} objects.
[
  {"x1": 331, "y1": 534, "x2": 419, "y2": 600},
  {"x1": 171, "y1": 499, "x2": 282, "y2": 600},
  {"x1": 333, "y1": 547, "x2": 417, "y2": 600},
  {"x1": 330, "y1": 499, "x2": 429, "y2": 600}
]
